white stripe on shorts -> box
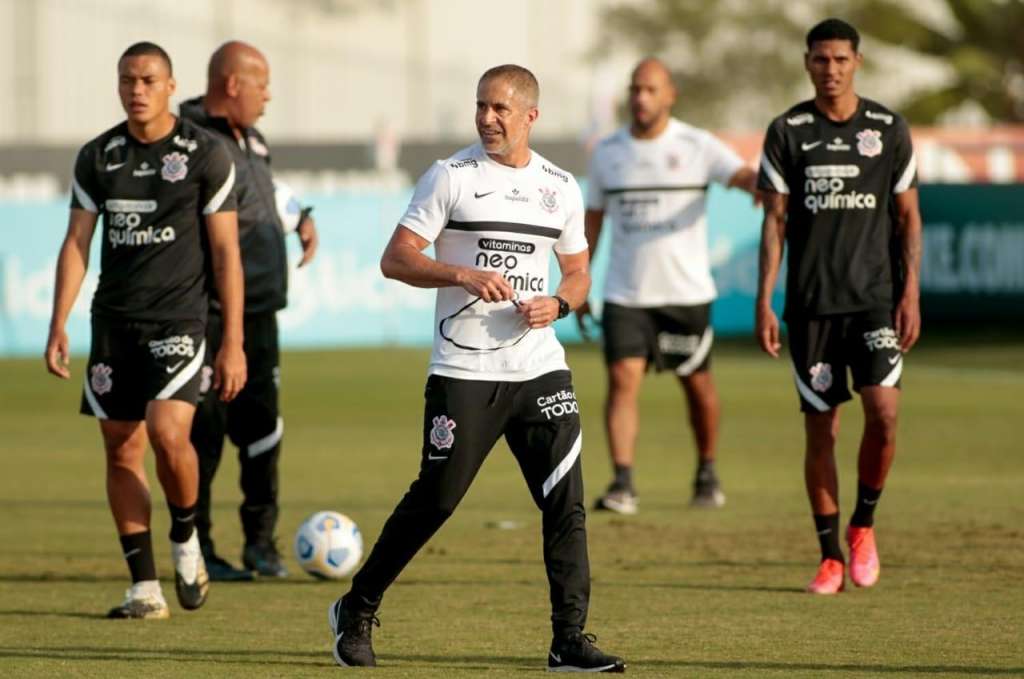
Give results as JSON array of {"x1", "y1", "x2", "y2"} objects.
[
  {"x1": 155, "y1": 340, "x2": 206, "y2": 400},
  {"x1": 791, "y1": 363, "x2": 831, "y2": 412},
  {"x1": 880, "y1": 357, "x2": 903, "y2": 387},
  {"x1": 675, "y1": 327, "x2": 714, "y2": 377},
  {"x1": 83, "y1": 374, "x2": 109, "y2": 419}
]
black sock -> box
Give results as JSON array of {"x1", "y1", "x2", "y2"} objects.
[
  {"x1": 850, "y1": 483, "x2": 883, "y2": 527},
  {"x1": 813, "y1": 513, "x2": 844, "y2": 562},
  {"x1": 612, "y1": 464, "x2": 633, "y2": 492},
  {"x1": 119, "y1": 531, "x2": 157, "y2": 583},
  {"x1": 168, "y1": 502, "x2": 197, "y2": 543},
  {"x1": 696, "y1": 459, "x2": 716, "y2": 484}
]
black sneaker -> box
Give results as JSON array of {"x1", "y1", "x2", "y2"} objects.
[
  {"x1": 328, "y1": 597, "x2": 380, "y2": 667},
  {"x1": 202, "y1": 545, "x2": 255, "y2": 582},
  {"x1": 242, "y1": 541, "x2": 288, "y2": 578},
  {"x1": 548, "y1": 632, "x2": 625, "y2": 673},
  {"x1": 691, "y1": 476, "x2": 726, "y2": 508}
]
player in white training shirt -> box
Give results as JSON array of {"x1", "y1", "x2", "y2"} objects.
[
  {"x1": 580, "y1": 59, "x2": 757, "y2": 514},
  {"x1": 326, "y1": 65, "x2": 625, "y2": 673}
]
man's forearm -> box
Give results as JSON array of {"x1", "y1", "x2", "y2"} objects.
[
  {"x1": 757, "y1": 214, "x2": 785, "y2": 308},
  {"x1": 555, "y1": 269, "x2": 591, "y2": 310},
  {"x1": 381, "y1": 241, "x2": 463, "y2": 289},
  {"x1": 583, "y1": 211, "x2": 604, "y2": 263},
  {"x1": 50, "y1": 238, "x2": 88, "y2": 330},
  {"x1": 213, "y1": 244, "x2": 245, "y2": 344},
  {"x1": 899, "y1": 212, "x2": 923, "y2": 300}
]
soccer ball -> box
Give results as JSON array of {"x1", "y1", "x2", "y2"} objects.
[
  {"x1": 294, "y1": 511, "x2": 363, "y2": 580},
  {"x1": 273, "y1": 180, "x2": 303, "y2": 233}
]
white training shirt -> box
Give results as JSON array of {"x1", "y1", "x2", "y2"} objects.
[
  {"x1": 586, "y1": 118, "x2": 744, "y2": 307},
  {"x1": 400, "y1": 143, "x2": 588, "y2": 382}
]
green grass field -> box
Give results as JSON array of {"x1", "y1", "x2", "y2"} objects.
[{"x1": 1, "y1": 336, "x2": 1022, "y2": 677}]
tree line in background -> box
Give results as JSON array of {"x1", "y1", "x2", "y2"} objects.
[{"x1": 599, "y1": 0, "x2": 1023, "y2": 127}]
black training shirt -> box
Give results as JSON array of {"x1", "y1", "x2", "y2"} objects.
[
  {"x1": 180, "y1": 97, "x2": 288, "y2": 315},
  {"x1": 70, "y1": 117, "x2": 237, "y2": 322},
  {"x1": 757, "y1": 98, "x2": 917, "y2": 319}
]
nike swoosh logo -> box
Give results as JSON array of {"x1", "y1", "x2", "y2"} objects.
[
  {"x1": 474, "y1": 191, "x2": 495, "y2": 199},
  {"x1": 166, "y1": 361, "x2": 184, "y2": 373},
  {"x1": 862, "y1": 498, "x2": 879, "y2": 506},
  {"x1": 174, "y1": 513, "x2": 196, "y2": 522},
  {"x1": 801, "y1": 141, "x2": 822, "y2": 151},
  {"x1": 105, "y1": 162, "x2": 126, "y2": 171},
  {"x1": 888, "y1": 355, "x2": 902, "y2": 365},
  {"x1": 427, "y1": 453, "x2": 448, "y2": 461},
  {"x1": 817, "y1": 528, "x2": 832, "y2": 536},
  {"x1": 550, "y1": 652, "x2": 562, "y2": 663},
  {"x1": 123, "y1": 548, "x2": 141, "y2": 558}
]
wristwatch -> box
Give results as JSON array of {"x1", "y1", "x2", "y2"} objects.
[{"x1": 553, "y1": 295, "x2": 570, "y2": 319}]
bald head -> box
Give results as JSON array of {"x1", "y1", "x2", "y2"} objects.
[
  {"x1": 631, "y1": 58, "x2": 675, "y2": 93},
  {"x1": 205, "y1": 41, "x2": 271, "y2": 130},
  {"x1": 208, "y1": 41, "x2": 266, "y2": 87},
  {"x1": 628, "y1": 57, "x2": 676, "y2": 136}
]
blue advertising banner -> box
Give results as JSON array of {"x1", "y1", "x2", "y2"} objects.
[{"x1": 0, "y1": 183, "x2": 767, "y2": 356}]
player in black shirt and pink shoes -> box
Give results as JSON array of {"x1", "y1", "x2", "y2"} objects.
[
  {"x1": 44, "y1": 42, "x2": 247, "y2": 618},
  {"x1": 756, "y1": 19, "x2": 922, "y2": 594}
]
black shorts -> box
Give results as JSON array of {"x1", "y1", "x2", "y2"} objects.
[
  {"x1": 787, "y1": 310, "x2": 903, "y2": 413},
  {"x1": 421, "y1": 370, "x2": 583, "y2": 506},
  {"x1": 81, "y1": 316, "x2": 206, "y2": 421},
  {"x1": 602, "y1": 302, "x2": 713, "y2": 375}
]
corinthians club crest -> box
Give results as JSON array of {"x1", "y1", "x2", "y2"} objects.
[
  {"x1": 538, "y1": 187, "x2": 559, "y2": 214},
  {"x1": 809, "y1": 362, "x2": 833, "y2": 393},
  {"x1": 161, "y1": 152, "x2": 189, "y2": 182},
  {"x1": 90, "y1": 363, "x2": 113, "y2": 395},
  {"x1": 856, "y1": 129, "x2": 883, "y2": 158},
  {"x1": 429, "y1": 415, "x2": 457, "y2": 450}
]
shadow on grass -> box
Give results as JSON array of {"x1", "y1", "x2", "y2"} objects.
[
  {"x1": 393, "y1": 577, "x2": 802, "y2": 594},
  {"x1": 0, "y1": 573, "x2": 128, "y2": 584},
  {"x1": 0, "y1": 572, "x2": 334, "y2": 586},
  {"x1": 0, "y1": 609, "x2": 106, "y2": 620},
  {"x1": 0, "y1": 647, "x2": 1019, "y2": 675}
]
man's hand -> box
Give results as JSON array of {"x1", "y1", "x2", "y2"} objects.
[
  {"x1": 44, "y1": 326, "x2": 71, "y2": 379},
  {"x1": 756, "y1": 305, "x2": 782, "y2": 358},
  {"x1": 574, "y1": 300, "x2": 595, "y2": 341},
  {"x1": 212, "y1": 343, "x2": 247, "y2": 402},
  {"x1": 894, "y1": 293, "x2": 921, "y2": 352},
  {"x1": 455, "y1": 268, "x2": 515, "y2": 302},
  {"x1": 516, "y1": 296, "x2": 560, "y2": 329},
  {"x1": 297, "y1": 215, "x2": 319, "y2": 268}
]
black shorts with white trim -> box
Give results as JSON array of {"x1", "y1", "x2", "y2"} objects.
[
  {"x1": 81, "y1": 316, "x2": 206, "y2": 421},
  {"x1": 601, "y1": 302, "x2": 713, "y2": 375},
  {"x1": 786, "y1": 309, "x2": 903, "y2": 413}
]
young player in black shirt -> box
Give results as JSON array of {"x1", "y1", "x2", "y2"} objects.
[
  {"x1": 44, "y1": 42, "x2": 246, "y2": 618},
  {"x1": 756, "y1": 19, "x2": 922, "y2": 594}
]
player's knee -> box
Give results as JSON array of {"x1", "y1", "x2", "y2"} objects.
[
  {"x1": 805, "y1": 417, "x2": 839, "y2": 452},
  {"x1": 105, "y1": 440, "x2": 144, "y2": 470},
  {"x1": 608, "y1": 364, "x2": 643, "y2": 393},
  {"x1": 148, "y1": 422, "x2": 191, "y2": 456},
  {"x1": 865, "y1": 407, "x2": 898, "y2": 441}
]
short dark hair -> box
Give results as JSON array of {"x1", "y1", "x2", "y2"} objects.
[
  {"x1": 806, "y1": 18, "x2": 860, "y2": 52},
  {"x1": 119, "y1": 41, "x2": 173, "y2": 76},
  {"x1": 479, "y1": 64, "x2": 539, "y2": 107}
]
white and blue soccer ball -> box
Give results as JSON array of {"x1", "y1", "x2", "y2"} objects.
[
  {"x1": 294, "y1": 511, "x2": 363, "y2": 580},
  {"x1": 273, "y1": 179, "x2": 303, "y2": 233}
]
